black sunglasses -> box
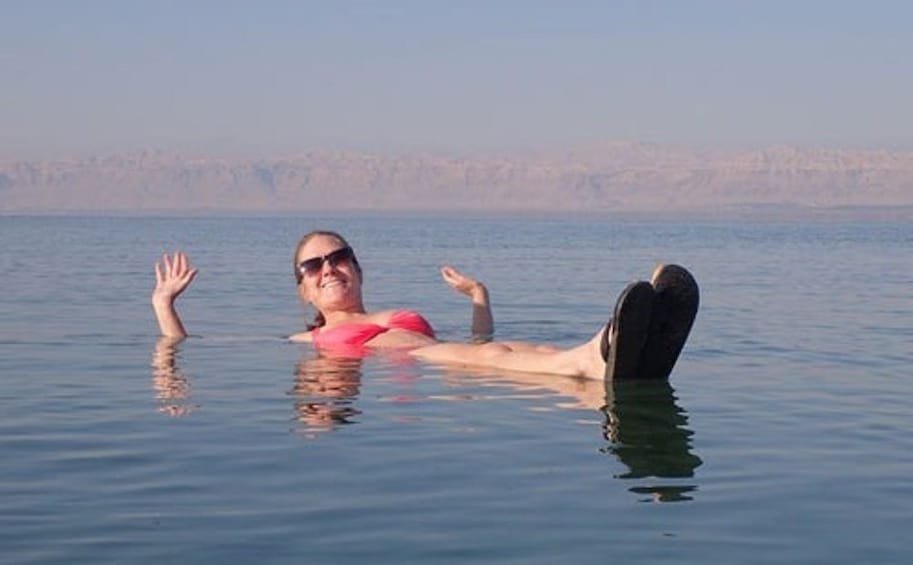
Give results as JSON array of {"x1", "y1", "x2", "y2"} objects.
[{"x1": 296, "y1": 246, "x2": 356, "y2": 281}]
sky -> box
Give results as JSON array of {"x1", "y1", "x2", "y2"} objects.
[{"x1": 2, "y1": 0, "x2": 912, "y2": 158}]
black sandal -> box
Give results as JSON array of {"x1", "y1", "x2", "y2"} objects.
[
  {"x1": 603, "y1": 281, "x2": 654, "y2": 381},
  {"x1": 638, "y1": 264, "x2": 699, "y2": 380}
]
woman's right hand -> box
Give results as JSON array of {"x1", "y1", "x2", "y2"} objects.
[{"x1": 153, "y1": 252, "x2": 198, "y2": 305}]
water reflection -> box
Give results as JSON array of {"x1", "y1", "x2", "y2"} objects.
[
  {"x1": 149, "y1": 338, "x2": 702, "y2": 500},
  {"x1": 417, "y1": 362, "x2": 703, "y2": 502},
  {"x1": 290, "y1": 349, "x2": 365, "y2": 438},
  {"x1": 600, "y1": 380, "x2": 702, "y2": 502},
  {"x1": 150, "y1": 337, "x2": 198, "y2": 417}
]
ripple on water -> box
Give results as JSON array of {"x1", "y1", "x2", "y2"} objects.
[{"x1": 3, "y1": 216, "x2": 913, "y2": 562}]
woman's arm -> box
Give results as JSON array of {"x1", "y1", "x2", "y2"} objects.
[
  {"x1": 152, "y1": 252, "x2": 198, "y2": 339},
  {"x1": 441, "y1": 265, "x2": 493, "y2": 341}
]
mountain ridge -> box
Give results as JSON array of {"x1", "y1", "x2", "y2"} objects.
[{"x1": 3, "y1": 142, "x2": 912, "y2": 214}]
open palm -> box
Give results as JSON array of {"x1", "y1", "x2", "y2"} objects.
[{"x1": 153, "y1": 252, "x2": 198, "y2": 303}]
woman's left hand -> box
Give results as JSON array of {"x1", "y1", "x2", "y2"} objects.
[
  {"x1": 441, "y1": 265, "x2": 488, "y2": 305},
  {"x1": 441, "y1": 265, "x2": 493, "y2": 338}
]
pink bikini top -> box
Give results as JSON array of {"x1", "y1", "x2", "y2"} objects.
[{"x1": 311, "y1": 310, "x2": 436, "y2": 348}]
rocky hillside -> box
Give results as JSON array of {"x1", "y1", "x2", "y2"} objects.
[{"x1": 2, "y1": 142, "x2": 912, "y2": 214}]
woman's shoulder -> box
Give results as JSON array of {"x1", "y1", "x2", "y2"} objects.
[{"x1": 288, "y1": 330, "x2": 314, "y2": 343}]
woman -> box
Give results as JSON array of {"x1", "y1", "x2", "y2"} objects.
[
  {"x1": 152, "y1": 230, "x2": 492, "y2": 346},
  {"x1": 153, "y1": 230, "x2": 698, "y2": 380}
]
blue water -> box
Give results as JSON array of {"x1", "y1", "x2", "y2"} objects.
[{"x1": 2, "y1": 214, "x2": 912, "y2": 563}]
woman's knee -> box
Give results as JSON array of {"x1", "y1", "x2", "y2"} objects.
[{"x1": 477, "y1": 342, "x2": 512, "y2": 359}]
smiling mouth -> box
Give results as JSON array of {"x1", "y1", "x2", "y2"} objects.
[{"x1": 321, "y1": 280, "x2": 344, "y2": 289}]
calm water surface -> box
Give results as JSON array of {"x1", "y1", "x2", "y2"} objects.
[{"x1": 1, "y1": 214, "x2": 911, "y2": 563}]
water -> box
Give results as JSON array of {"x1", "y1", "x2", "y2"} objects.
[{"x1": 1, "y1": 214, "x2": 912, "y2": 563}]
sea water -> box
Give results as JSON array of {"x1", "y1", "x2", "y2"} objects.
[{"x1": 1, "y1": 214, "x2": 911, "y2": 563}]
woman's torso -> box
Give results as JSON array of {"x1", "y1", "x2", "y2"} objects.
[{"x1": 293, "y1": 309, "x2": 437, "y2": 348}]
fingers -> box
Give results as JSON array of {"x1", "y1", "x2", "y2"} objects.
[
  {"x1": 175, "y1": 251, "x2": 187, "y2": 276},
  {"x1": 182, "y1": 267, "x2": 198, "y2": 286},
  {"x1": 440, "y1": 266, "x2": 465, "y2": 291},
  {"x1": 446, "y1": 266, "x2": 477, "y2": 285},
  {"x1": 440, "y1": 265, "x2": 457, "y2": 284},
  {"x1": 162, "y1": 253, "x2": 173, "y2": 277},
  {"x1": 156, "y1": 251, "x2": 195, "y2": 280},
  {"x1": 441, "y1": 264, "x2": 485, "y2": 299},
  {"x1": 441, "y1": 265, "x2": 469, "y2": 281},
  {"x1": 153, "y1": 251, "x2": 197, "y2": 305}
]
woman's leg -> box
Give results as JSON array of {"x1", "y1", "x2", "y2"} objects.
[
  {"x1": 412, "y1": 279, "x2": 657, "y2": 381},
  {"x1": 411, "y1": 330, "x2": 606, "y2": 379},
  {"x1": 494, "y1": 341, "x2": 562, "y2": 354}
]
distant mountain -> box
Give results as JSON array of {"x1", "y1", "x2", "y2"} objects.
[{"x1": 2, "y1": 142, "x2": 912, "y2": 214}]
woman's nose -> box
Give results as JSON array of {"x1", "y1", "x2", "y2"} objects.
[{"x1": 321, "y1": 258, "x2": 338, "y2": 276}]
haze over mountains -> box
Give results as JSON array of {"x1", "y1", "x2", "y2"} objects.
[{"x1": 2, "y1": 142, "x2": 912, "y2": 216}]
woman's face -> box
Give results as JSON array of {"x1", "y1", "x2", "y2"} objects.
[{"x1": 296, "y1": 235, "x2": 363, "y2": 313}]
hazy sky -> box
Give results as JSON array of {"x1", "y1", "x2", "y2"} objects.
[{"x1": 3, "y1": 0, "x2": 912, "y2": 158}]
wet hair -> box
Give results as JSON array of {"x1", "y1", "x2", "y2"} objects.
[{"x1": 292, "y1": 230, "x2": 362, "y2": 329}]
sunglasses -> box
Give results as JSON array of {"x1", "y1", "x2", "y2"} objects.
[{"x1": 296, "y1": 246, "x2": 356, "y2": 281}]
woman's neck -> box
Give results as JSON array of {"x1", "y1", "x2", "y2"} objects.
[{"x1": 321, "y1": 306, "x2": 368, "y2": 326}]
